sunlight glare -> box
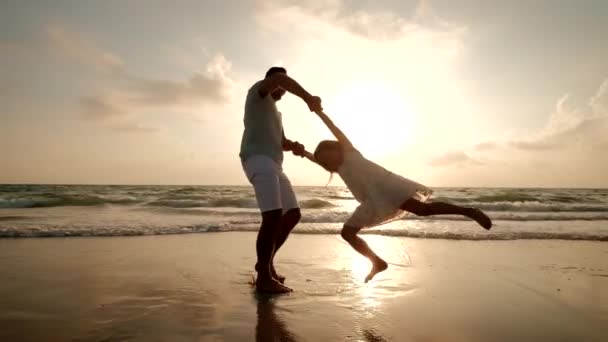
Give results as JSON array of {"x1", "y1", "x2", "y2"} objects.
[
  {"x1": 351, "y1": 253, "x2": 372, "y2": 281},
  {"x1": 326, "y1": 80, "x2": 416, "y2": 157},
  {"x1": 350, "y1": 253, "x2": 381, "y2": 309}
]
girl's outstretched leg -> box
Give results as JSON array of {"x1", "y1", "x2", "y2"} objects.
[
  {"x1": 341, "y1": 226, "x2": 388, "y2": 282},
  {"x1": 401, "y1": 198, "x2": 492, "y2": 230}
]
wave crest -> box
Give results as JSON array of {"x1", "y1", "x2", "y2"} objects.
[
  {"x1": 0, "y1": 195, "x2": 139, "y2": 208},
  {"x1": 300, "y1": 199, "x2": 337, "y2": 209},
  {"x1": 1, "y1": 224, "x2": 606, "y2": 241}
]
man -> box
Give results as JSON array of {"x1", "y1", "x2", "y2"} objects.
[{"x1": 240, "y1": 67, "x2": 322, "y2": 293}]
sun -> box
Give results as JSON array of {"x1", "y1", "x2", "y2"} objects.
[{"x1": 325, "y1": 80, "x2": 416, "y2": 157}]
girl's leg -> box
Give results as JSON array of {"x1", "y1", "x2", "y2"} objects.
[
  {"x1": 341, "y1": 226, "x2": 388, "y2": 282},
  {"x1": 400, "y1": 198, "x2": 492, "y2": 229}
]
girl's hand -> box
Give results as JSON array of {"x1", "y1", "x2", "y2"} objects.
[{"x1": 305, "y1": 95, "x2": 323, "y2": 112}]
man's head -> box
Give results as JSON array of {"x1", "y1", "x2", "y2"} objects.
[{"x1": 265, "y1": 66, "x2": 287, "y2": 101}]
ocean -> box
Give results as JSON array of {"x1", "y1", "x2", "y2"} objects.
[{"x1": 0, "y1": 185, "x2": 607, "y2": 240}]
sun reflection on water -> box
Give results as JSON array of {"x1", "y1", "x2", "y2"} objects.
[
  {"x1": 350, "y1": 254, "x2": 381, "y2": 309},
  {"x1": 339, "y1": 235, "x2": 415, "y2": 311}
]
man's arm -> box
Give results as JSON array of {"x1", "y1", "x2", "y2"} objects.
[
  {"x1": 315, "y1": 110, "x2": 354, "y2": 149},
  {"x1": 258, "y1": 73, "x2": 322, "y2": 112},
  {"x1": 282, "y1": 130, "x2": 306, "y2": 157},
  {"x1": 282, "y1": 131, "x2": 292, "y2": 151}
]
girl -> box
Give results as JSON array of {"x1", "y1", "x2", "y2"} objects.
[{"x1": 304, "y1": 110, "x2": 492, "y2": 282}]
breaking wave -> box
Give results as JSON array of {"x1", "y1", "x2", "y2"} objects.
[
  {"x1": 2, "y1": 185, "x2": 606, "y2": 240},
  {"x1": 1, "y1": 224, "x2": 606, "y2": 241}
]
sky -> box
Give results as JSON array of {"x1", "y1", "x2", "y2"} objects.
[{"x1": 1, "y1": 0, "x2": 607, "y2": 187}]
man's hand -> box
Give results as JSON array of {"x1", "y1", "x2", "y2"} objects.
[
  {"x1": 291, "y1": 141, "x2": 306, "y2": 157},
  {"x1": 305, "y1": 95, "x2": 323, "y2": 112},
  {"x1": 283, "y1": 139, "x2": 305, "y2": 157}
]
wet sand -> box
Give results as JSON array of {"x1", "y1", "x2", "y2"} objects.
[{"x1": 1, "y1": 232, "x2": 607, "y2": 341}]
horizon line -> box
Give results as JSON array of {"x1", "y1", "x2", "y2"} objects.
[{"x1": 1, "y1": 183, "x2": 606, "y2": 190}]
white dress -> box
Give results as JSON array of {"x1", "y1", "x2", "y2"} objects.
[{"x1": 338, "y1": 148, "x2": 432, "y2": 228}]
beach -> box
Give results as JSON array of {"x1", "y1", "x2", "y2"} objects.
[
  {"x1": 1, "y1": 232, "x2": 606, "y2": 341},
  {"x1": 3, "y1": 0, "x2": 608, "y2": 340}
]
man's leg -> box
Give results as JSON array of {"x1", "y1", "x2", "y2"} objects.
[
  {"x1": 268, "y1": 171, "x2": 301, "y2": 282},
  {"x1": 254, "y1": 209, "x2": 291, "y2": 293},
  {"x1": 274, "y1": 208, "x2": 301, "y2": 254},
  {"x1": 269, "y1": 208, "x2": 301, "y2": 282},
  {"x1": 243, "y1": 156, "x2": 292, "y2": 293},
  {"x1": 256, "y1": 209, "x2": 282, "y2": 278}
]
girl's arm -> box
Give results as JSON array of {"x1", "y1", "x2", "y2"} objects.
[
  {"x1": 302, "y1": 151, "x2": 317, "y2": 163},
  {"x1": 315, "y1": 110, "x2": 354, "y2": 149}
]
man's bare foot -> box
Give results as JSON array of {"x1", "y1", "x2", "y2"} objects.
[
  {"x1": 468, "y1": 208, "x2": 492, "y2": 230},
  {"x1": 271, "y1": 266, "x2": 286, "y2": 284},
  {"x1": 365, "y1": 259, "x2": 388, "y2": 283},
  {"x1": 256, "y1": 275, "x2": 293, "y2": 294},
  {"x1": 256, "y1": 263, "x2": 286, "y2": 284}
]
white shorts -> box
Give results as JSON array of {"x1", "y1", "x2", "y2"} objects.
[{"x1": 242, "y1": 155, "x2": 299, "y2": 213}]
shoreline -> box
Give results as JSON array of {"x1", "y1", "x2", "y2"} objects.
[
  {"x1": 1, "y1": 234, "x2": 608, "y2": 241},
  {"x1": 1, "y1": 229, "x2": 607, "y2": 241}
]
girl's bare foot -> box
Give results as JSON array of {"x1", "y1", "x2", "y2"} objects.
[
  {"x1": 365, "y1": 258, "x2": 388, "y2": 283},
  {"x1": 256, "y1": 275, "x2": 293, "y2": 293},
  {"x1": 468, "y1": 208, "x2": 492, "y2": 230}
]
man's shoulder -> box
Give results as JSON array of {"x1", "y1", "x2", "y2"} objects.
[
  {"x1": 245, "y1": 80, "x2": 273, "y2": 113},
  {"x1": 248, "y1": 80, "x2": 265, "y2": 94},
  {"x1": 246, "y1": 80, "x2": 272, "y2": 107}
]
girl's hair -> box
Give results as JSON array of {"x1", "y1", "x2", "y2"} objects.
[{"x1": 313, "y1": 140, "x2": 344, "y2": 173}]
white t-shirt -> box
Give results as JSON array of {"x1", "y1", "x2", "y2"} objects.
[
  {"x1": 239, "y1": 81, "x2": 284, "y2": 164},
  {"x1": 338, "y1": 149, "x2": 432, "y2": 227}
]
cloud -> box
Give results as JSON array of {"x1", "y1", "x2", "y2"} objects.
[
  {"x1": 252, "y1": 0, "x2": 467, "y2": 78},
  {"x1": 47, "y1": 25, "x2": 234, "y2": 122},
  {"x1": 437, "y1": 78, "x2": 607, "y2": 186},
  {"x1": 252, "y1": 0, "x2": 468, "y2": 141},
  {"x1": 474, "y1": 141, "x2": 498, "y2": 151},
  {"x1": 428, "y1": 151, "x2": 481, "y2": 167},
  {"x1": 508, "y1": 140, "x2": 559, "y2": 150},
  {"x1": 47, "y1": 26, "x2": 124, "y2": 73},
  {"x1": 507, "y1": 80, "x2": 608, "y2": 152},
  {"x1": 123, "y1": 55, "x2": 232, "y2": 107},
  {"x1": 256, "y1": 0, "x2": 463, "y2": 41},
  {"x1": 79, "y1": 95, "x2": 164, "y2": 134},
  {"x1": 111, "y1": 122, "x2": 163, "y2": 134},
  {"x1": 466, "y1": 79, "x2": 608, "y2": 155},
  {"x1": 590, "y1": 79, "x2": 608, "y2": 114},
  {"x1": 80, "y1": 94, "x2": 127, "y2": 119}
]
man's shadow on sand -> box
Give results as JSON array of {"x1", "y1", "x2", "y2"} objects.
[
  {"x1": 255, "y1": 294, "x2": 298, "y2": 342},
  {"x1": 254, "y1": 294, "x2": 388, "y2": 342}
]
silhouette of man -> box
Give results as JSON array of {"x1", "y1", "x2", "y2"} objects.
[{"x1": 240, "y1": 67, "x2": 322, "y2": 293}]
